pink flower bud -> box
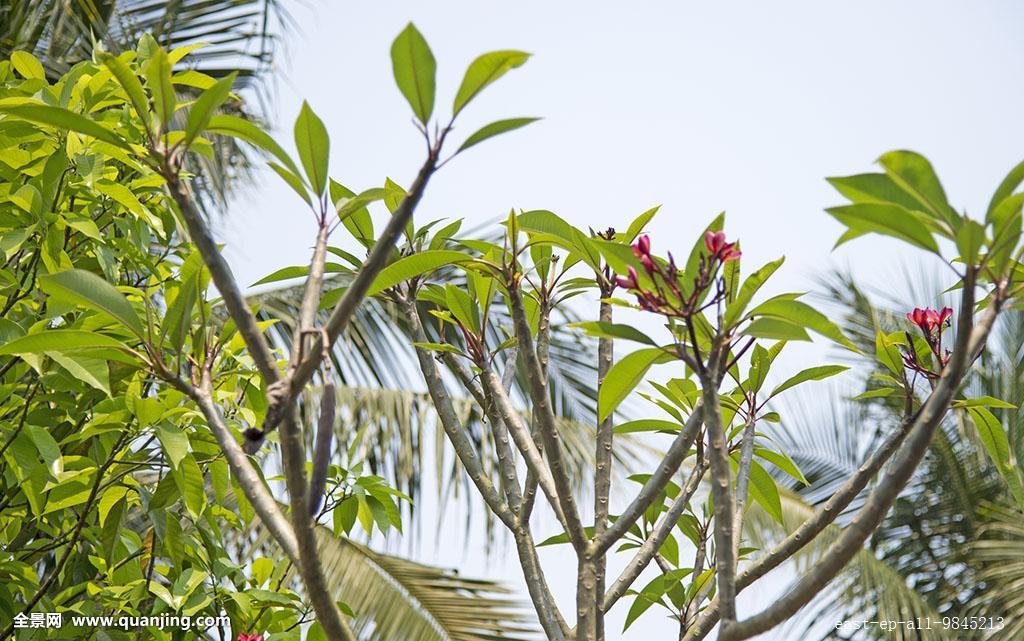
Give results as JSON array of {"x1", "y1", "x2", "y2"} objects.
[
  {"x1": 614, "y1": 266, "x2": 639, "y2": 289},
  {"x1": 635, "y1": 234, "x2": 651, "y2": 257}
]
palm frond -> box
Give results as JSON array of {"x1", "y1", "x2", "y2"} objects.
[
  {"x1": 314, "y1": 530, "x2": 536, "y2": 641},
  {"x1": 0, "y1": 0, "x2": 287, "y2": 81}
]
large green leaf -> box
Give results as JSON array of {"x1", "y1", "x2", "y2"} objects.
[
  {"x1": 0, "y1": 329, "x2": 128, "y2": 355},
  {"x1": 294, "y1": 101, "x2": 329, "y2": 196},
  {"x1": 368, "y1": 251, "x2": 471, "y2": 296},
  {"x1": 144, "y1": 48, "x2": 176, "y2": 130},
  {"x1": 39, "y1": 270, "x2": 145, "y2": 338},
  {"x1": 0, "y1": 103, "x2": 130, "y2": 150},
  {"x1": 826, "y1": 203, "x2": 940, "y2": 254},
  {"x1": 390, "y1": 23, "x2": 436, "y2": 125},
  {"x1": 453, "y1": 50, "x2": 530, "y2": 116},
  {"x1": 598, "y1": 347, "x2": 671, "y2": 421},
  {"x1": 184, "y1": 72, "x2": 236, "y2": 147},
  {"x1": 749, "y1": 297, "x2": 857, "y2": 351},
  {"x1": 877, "y1": 150, "x2": 957, "y2": 229}
]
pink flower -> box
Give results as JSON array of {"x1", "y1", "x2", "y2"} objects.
[
  {"x1": 906, "y1": 306, "x2": 953, "y2": 334},
  {"x1": 704, "y1": 231, "x2": 741, "y2": 262},
  {"x1": 236, "y1": 634, "x2": 262, "y2": 641},
  {"x1": 614, "y1": 265, "x2": 639, "y2": 289}
]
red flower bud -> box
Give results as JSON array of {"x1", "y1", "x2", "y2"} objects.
[
  {"x1": 633, "y1": 234, "x2": 651, "y2": 259},
  {"x1": 639, "y1": 254, "x2": 656, "y2": 273},
  {"x1": 938, "y1": 307, "x2": 953, "y2": 325},
  {"x1": 236, "y1": 634, "x2": 262, "y2": 641},
  {"x1": 614, "y1": 266, "x2": 639, "y2": 289}
]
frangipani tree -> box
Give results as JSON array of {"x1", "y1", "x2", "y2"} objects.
[{"x1": 1, "y1": 20, "x2": 1022, "y2": 641}]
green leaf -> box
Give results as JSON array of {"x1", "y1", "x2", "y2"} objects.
[
  {"x1": 11, "y1": 51, "x2": 45, "y2": 80},
  {"x1": 98, "y1": 487, "x2": 131, "y2": 527},
  {"x1": 390, "y1": 23, "x2": 437, "y2": 125},
  {"x1": 987, "y1": 158, "x2": 1024, "y2": 220},
  {"x1": 769, "y1": 365, "x2": 848, "y2": 398},
  {"x1": 723, "y1": 257, "x2": 784, "y2": 328},
  {"x1": 614, "y1": 419, "x2": 684, "y2": 434},
  {"x1": 625, "y1": 206, "x2": 660, "y2": 242},
  {"x1": 453, "y1": 50, "x2": 530, "y2": 116},
  {"x1": 518, "y1": 209, "x2": 577, "y2": 243},
  {"x1": 48, "y1": 352, "x2": 110, "y2": 394},
  {"x1": 39, "y1": 270, "x2": 145, "y2": 338},
  {"x1": 144, "y1": 48, "x2": 176, "y2": 130},
  {"x1": 754, "y1": 447, "x2": 809, "y2": 486},
  {"x1": 0, "y1": 330, "x2": 127, "y2": 355},
  {"x1": 826, "y1": 172, "x2": 925, "y2": 211},
  {"x1": 748, "y1": 298, "x2": 857, "y2": 351},
  {"x1": 268, "y1": 161, "x2": 310, "y2": 205},
  {"x1": 457, "y1": 117, "x2": 539, "y2": 153},
  {"x1": 0, "y1": 103, "x2": 130, "y2": 150},
  {"x1": 826, "y1": 203, "x2": 940, "y2": 254},
  {"x1": 158, "y1": 425, "x2": 190, "y2": 469},
  {"x1": 853, "y1": 387, "x2": 897, "y2": 400},
  {"x1": 571, "y1": 321, "x2": 657, "y2": 346},
  {"x1": 877, "y1": 150, "x2": 957, "y2": 228},
  {"x1": 252, "y1": 265, "x2": 310, "y2": 287},
  {"x1": 100, "y1": 52, "x2": 151, "y2": 127},
  {"x1": 294, "y1": 101, "x2": 329, "y2": 196},
  {"x1": 967, "y1": 407, "x2": 1014, "y2": 482},
  {"x1": 875, "y1": 331, "x2": 905, "y2": 377},
  {"x1": 598, "y1": 347, "x2": 672, "y2": 421},
  {"x1": 444, "y1": 284, "x2": 479, "y2": 333},
  {"x1": 368, "y1": 250, "x2": 471, "y2": 296},
  {"x1": 175, "y1": 455, "x2": 207, "y2": 519},
  {"x1": 162, "y1": 254, "x2": 202, "y2": 352},
  {"x1": 184, "y1": 72, "x2": 236, "y2": 147},
  {"x1": 742, "y1": 317, "x2": 811, "y2": 342},
  {"x1": 335, "y1": 187, "x2": 389, "y2": 223},
  {"x1": 953, "y1": 396, "x2": 1016, "y2": 409},
  {"x1": 538, "y1": 526, "x2": 596, "y2": 547},
  {"x1": 746, "y1": 460, "x2": 783, "y2": 524},
  {"x1": 206, "y1": 114, "x2": 302, "y2": 177}
]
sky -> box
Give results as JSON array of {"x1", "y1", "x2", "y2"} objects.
[{"x1": 219, "y1": 2, "x2": 1024, "y2": 638}]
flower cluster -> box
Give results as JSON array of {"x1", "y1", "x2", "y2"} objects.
[
  {"x1": 613, "y1": 231, "x2": 740, "y2": 317},
  {"x1": 236, "y1": 633, "x2": 262, "y2": 641},
  {"x1": 902, "y1": 306, "x2": 953, "y2": 377}
]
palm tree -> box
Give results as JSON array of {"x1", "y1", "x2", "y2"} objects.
[{"x1": 746, "y1": 267, "x2": 1024, "y2": 641}]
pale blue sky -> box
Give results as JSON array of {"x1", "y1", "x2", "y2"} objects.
[{"x1": 222, "y1": 2, "x2": 1024, "y2": 638}]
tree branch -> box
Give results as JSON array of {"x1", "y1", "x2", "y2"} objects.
[
  {"x1": 603, "y1": 459, "x2": 707, "y2": 612},
  {"x1": 506, "y1": 286, "x2": 587, "y2": 551},
  {"x1": 593, "y1": 406, "x2": 703, "y2": 556},
  {"x1": 163, "y1": 172, "x2": 279, "y2": 383},
  {"x1": 480, "y1": 365, "x2": 571, "y2": 533},
  {"x1": 718, "y1": 275, "x2": 1000, "y2": 641},
  {"x1": 402, "y1": 297, "x2": 517, "y2": 530},
  {"x1": 700, "y1": 370, "x2": 738, "y2": 630}
]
